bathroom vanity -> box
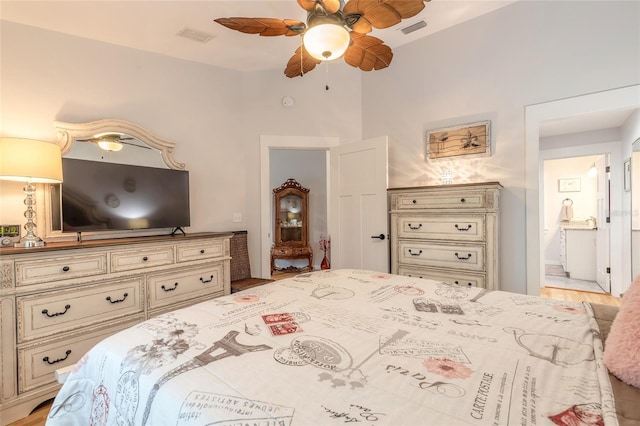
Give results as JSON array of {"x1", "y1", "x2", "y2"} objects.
[{"x1": 560, "y1": 224, "x2": 597, "y2": 281}]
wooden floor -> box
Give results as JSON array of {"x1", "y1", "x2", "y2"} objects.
[
  {"x1": 8, "y1": 281, "x2": 620, "y2": 426},
  {"x1": 540, "y1": 286, "x2": 621, "y2": 306}
]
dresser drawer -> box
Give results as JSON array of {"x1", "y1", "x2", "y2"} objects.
[
  {"x1": 17, "y1": 317, "x2": 141, "y2": 393},
  {"x1": 398, "y1": 241, "x2": 485, "y2": 272},
  {"x1": 396, "y1": 215, "x2": 485, "y2": 241},
  {"x1": 394, "y1": 191, "x2": 486, "y2": 210},
  {"x1": 17, "y1": 277, "x2": 144, "y2": 342},
  {"x1": 111, "y1": 245, "x2": 174, "y2": 272},
  {"x1": 147, "y1": 263, "x2": 224, "y2": 309},
  {"x1": 15, "y1": 253, "x2": 107, "y2": 286},
  {"x1": 397, "y1": 266, "x2": 486, "y2": 288},
  {"x1": 176, "y1": 239, "x2": 224, "y2": 263}
]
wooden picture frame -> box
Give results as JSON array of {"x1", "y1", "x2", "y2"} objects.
[
  {"x1": 558, "y1": 178, "x2": 581, "y2": 192},
  {"x1": 426, "y1": 120, "x2": 491, "y2": 161}
]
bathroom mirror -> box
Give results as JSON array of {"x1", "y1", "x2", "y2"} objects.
[
  {"x1": 632, "y1": 138, "x2": 640, "y2": 280},
  {"x1": 41, "y1": 119, "x2": 185, "y2": 240}
]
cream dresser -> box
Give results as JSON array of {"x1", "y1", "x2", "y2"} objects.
[
  {"x1": 389, "y1": 182, "x2": 501, "y2": 290},
  {"x1": 0, "y1": 232, "x2": 232, "y2": 425}
]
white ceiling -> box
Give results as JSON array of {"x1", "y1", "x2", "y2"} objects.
[
  {"x1": 2, "y1": 0, "x2": 636, "y2": 135},
  {"x1": 0, "y1": 0, "x2": 516, "y2": 72}
]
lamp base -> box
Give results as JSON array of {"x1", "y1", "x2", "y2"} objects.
[
  {"x1": 15, "y1": 239, "x2": 46, "y2": 248},
  {"x1": 16, "y1": 181, "x2": 47, "y2": 248}
]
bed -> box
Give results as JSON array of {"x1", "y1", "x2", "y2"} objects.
[{"x1": 46, "y1": 269, "x2": 636, "y2": 425}]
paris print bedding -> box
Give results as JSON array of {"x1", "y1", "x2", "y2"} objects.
[{"x1": 46, "y1": 269, "x2": 617, "y2": 425}]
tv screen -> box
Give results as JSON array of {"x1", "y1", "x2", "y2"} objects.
[{"x1": 61, "y1": 158, "x2": 190, "y2": 232}]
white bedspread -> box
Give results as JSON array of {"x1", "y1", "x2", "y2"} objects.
[{"x1": 46, "y1": 269, "x2": 617, "y2": 425}]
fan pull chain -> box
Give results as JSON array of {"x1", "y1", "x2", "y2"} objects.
[
  {"x1": 299, "y1": 37, "x2": 304, "y2": 77},
  {"x1": 325, "y1": 61, "x2": 330, "y2": 91}
]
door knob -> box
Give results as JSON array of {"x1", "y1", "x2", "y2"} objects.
[{"x1": 371, "y1": 234, "x2": 386, "y2": 240}]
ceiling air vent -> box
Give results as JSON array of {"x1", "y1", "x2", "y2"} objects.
[
  {"x1": 401, "y1": 20, "x2": 427, "y2": 35},
  {"x1": 177, "y1": 27, "x2": 215, "y2": 43}
]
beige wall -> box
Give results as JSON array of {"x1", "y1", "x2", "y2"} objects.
[
  {"x1": 360, "y1": 1, "x2": 640, "y2": 293},
  {"x1": 0, "y1": 21, "x2": 362, "y2": 276}
]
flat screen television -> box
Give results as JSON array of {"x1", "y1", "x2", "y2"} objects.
[{"x1": 61, "y1": 158, "x2": 190, "y2": 232}]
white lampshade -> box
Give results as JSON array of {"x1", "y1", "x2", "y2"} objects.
[
  {"x1": 303, "y1": 23, "x2": 350, "y2": 61},
  {"x1": 0, "y1": 138, "x2": 63, "y2": 183}
]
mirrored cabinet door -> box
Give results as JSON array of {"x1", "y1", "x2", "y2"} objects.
[{"x1": 279, "y1": 194, "x2": 304, "y2": 243}]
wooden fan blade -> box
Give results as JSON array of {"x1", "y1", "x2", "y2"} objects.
[
  {"x1": 344, "y1": 0, "x2": 428, "y2": 31},
  {"x1": 297, "y1": 0, "x2": 341, "y2": 15},
  {"x1": 343, "y1": 33, "x2": 393, "y2": 71},
  {"x1": 214, "y1": 17, "x2": 305, "y2": 36},
  {"x1": 122, "y1": 141, "x2": 152, "y2": 150},
  {"x1": 284, "y1": 46, "x2": 321, "y2": 78},
  {"x1": 348, "y1": 17, "x2": 372, "y2": 34}
]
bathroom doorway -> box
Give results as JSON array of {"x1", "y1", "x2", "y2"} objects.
[{"x1": 542, "y1": 154, "x2": 610, "y2": 294}]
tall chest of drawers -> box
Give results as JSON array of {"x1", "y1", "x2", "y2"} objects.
[
  {"x1": 389, "y1": 182, "x2": 501, "y2": 290},
  {"x1": 0, "y1": 232, "x2": 231, "y2": 425}
]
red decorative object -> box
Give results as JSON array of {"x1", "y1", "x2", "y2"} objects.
[
  {"x1": 319, "y1": 234, "x2": 330, "y2": 270},
  {"x1": 321, "y1": 255, "x2": 330, "y2": 270}
]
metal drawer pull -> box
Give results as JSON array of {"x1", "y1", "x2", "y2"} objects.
[
  {"x1": 454, "y1": 253, "x2": 472, "y2": 260},
  {"x1": 407, "y1": 223, "x2": 422, "y2": 230},
  {"x1": 453, "y1": 281, "x2": 473, "y2": 287},
  {"x1": 161, "y1": 283, "x2": 178, "y2": 292},
  {"x1": 454, "y1": 224, "x2": 472, "y2": 231},
  {"x1": 408, "y1": 249, "x2": 422, "y2": 256},
  {"x1": 412, "y1": 199, "x2": 417, "y2": 204},
  {"x1": 106, "y1": 293, "x2": 129, "y2": 304},
  {"x1": 43, "y1": 350, "x2": 71, "y2": 365},
  {"x1": 200, "y1": 275, "x2": 214, "y2": 284},
  {"x1": 142, "y1": 256, "x2": 149, "y2": 262},
  {"x1": 42, "y1": 304, "x2": 71, "y2": 317},
  {"x1": 460, "y1": 198, "x2": 466, "y2": 203},
  {"x1": 200, "y1": 249, "x2": 206, "y2": 254},
  {"x1": 62, "y1": 266, "x2": 70, "y2": 272}
]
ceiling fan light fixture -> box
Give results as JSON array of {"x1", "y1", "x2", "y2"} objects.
[
  {"x1": 97, "y1": 140, "x2": 124, "y2": 152},
  {"x1": 303, "y1": 23, "x2": 350, "y2": 61}
]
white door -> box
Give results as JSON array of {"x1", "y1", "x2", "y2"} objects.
[
  {"x1": 595, "y1": 155, "x2": 611, "y2": 292},
  {"x1": 329, "y1": 137, "x2": 389, "y2": 272}
]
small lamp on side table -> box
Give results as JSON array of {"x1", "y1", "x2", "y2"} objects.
[{"x1": 0, "y1": 138, "x2": 63, "y2": 247}]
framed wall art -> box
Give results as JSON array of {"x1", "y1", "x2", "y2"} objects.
[
  {"x1": 558, "y1": 178, "x2": 581, "y2": 192},
  {"x1": 426, "y1": 120, "x2": 491, "y2": 161}
]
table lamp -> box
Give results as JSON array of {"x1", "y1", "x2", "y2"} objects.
[{"x1": 0, "y1": 138, "x2": 63, "y2": 247}]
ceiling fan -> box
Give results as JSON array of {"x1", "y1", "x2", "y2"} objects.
[
  {"x1": 76, "y1": 134, "x2": 151, "y2": 152},
  {"x1": 215, "y1": 0, "x2": 430, "y2": 78}
]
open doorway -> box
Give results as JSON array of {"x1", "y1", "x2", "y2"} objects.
[
  {"x1": 269, "y1": 149, "x2": 327, "y2": 272},
  {"x1": 259, "y1": 135, "x2": 390, "y2": 279},
  {"x1": 541, "y1": 154, "x2": 609, "y2": 294},
  {"x1": 259, "y1": 135, "x2": 337, "y2": 279},
  {"x1": 525, "y1": 85, "x2": 640, "y2": 297}
]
